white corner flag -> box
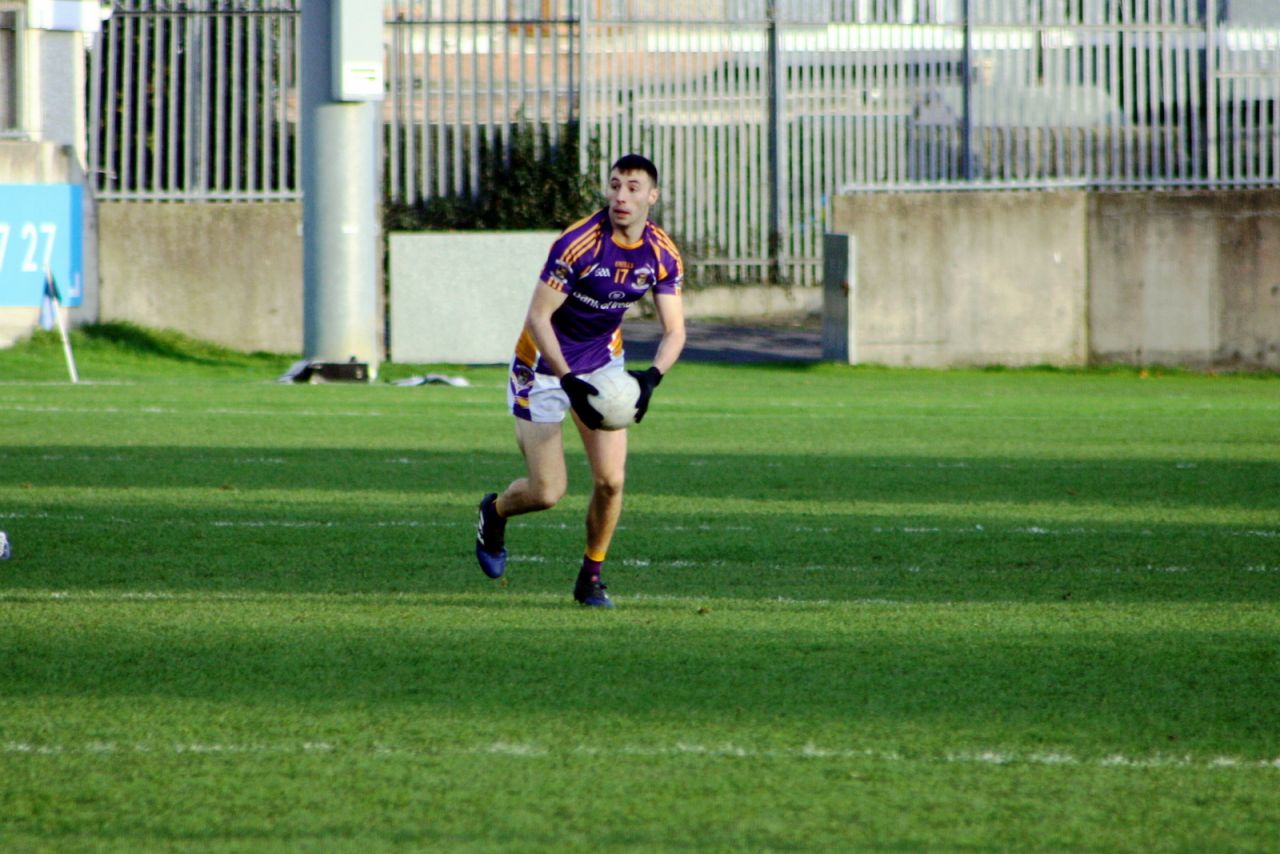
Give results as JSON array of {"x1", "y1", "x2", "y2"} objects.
[{"x1": 42, "y1": 269, "x2": 79, "y2": 384}]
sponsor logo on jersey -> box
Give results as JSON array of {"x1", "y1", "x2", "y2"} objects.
[{"x1": 571, "y1": 291, "x2": 632, "y2": 311}]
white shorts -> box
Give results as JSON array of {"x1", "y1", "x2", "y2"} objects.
[{"x1": 508, "y1": 356, "x2": 626, "y2": 423}]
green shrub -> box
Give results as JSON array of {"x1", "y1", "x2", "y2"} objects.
[{"x1": 384, "y1": 121, "x2": 603, "y2": 232}]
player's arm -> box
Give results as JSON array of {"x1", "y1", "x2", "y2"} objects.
[
  {"x1": 524, "y1": 279, "x2": 604, "y2": 428},
  {"x1": 649, "y1": 290, "x2": 686, "y2": 375},
  {"x1": 524, "y1": 279, "x2": 572, "y2": 377},
  {"x1": 629, "y1": 290, "x2": 685, "y2": 423}
]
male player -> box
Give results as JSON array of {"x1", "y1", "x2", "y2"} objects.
[{"x1": 475, "y1": 154, "x2": 686, "y2": 608}]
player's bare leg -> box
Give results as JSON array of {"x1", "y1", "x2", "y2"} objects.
[
  {"x1": 476, "y1": 419, "x2": 567, "y2": 579},
  {"x1": 572, "y1": 413, "x2": 628, "y2": 607},
  {"x1": 498, "y1": 419, "x2": 569, "y2": 517}
]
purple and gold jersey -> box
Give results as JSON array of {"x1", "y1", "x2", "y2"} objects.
[{"x1": 513, "y1": 208, "x2": 683, "y2": 377}]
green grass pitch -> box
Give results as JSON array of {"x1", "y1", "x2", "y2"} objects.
[{"x1": 2, "y1": 324, "x2": 1279, "y2": 851}]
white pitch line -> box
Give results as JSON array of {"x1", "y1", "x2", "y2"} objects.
[
  {"x1": 2, "y1": 740, "x2": 1277, "y2": 770},
  {"x1": 3, "y1": 506, "x2": 1273, "y2": 544}
]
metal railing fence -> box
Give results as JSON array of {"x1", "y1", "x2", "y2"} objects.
[
  {"x1": 87, "y1": 0, "x2": 300, "y2": 201},
  {"x1": 384, "y1": 0, "x2": 580, "y2": 205},
  {"x1": 87, "y1": 1, "x2": 1280, "y2": 284}
]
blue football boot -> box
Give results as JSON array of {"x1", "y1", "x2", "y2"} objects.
[
  {"x1": 475, "y1": 493, "x2": 507, "y2": 579},
  {"x1": 573, "y1": 576, "x2": 614, "y2": 608}
]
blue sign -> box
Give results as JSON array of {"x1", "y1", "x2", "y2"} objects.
[{"x1": 0, "y1": 184, "x2": 84, "y2": 307}]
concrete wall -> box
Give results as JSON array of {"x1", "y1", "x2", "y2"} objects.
[
  {"x1": 97, "y1": 202, "x2": 303, "y2": 354},
  {"x1": 388, "y1": 231, "x2": 554, "y2": 364},
  {"x1": 18, "y1": 189, "x2": 1274, "y2": 369},
  {"x1": 831, "y1": 191, "x2": 1088, "y2": 367},
  {"x1": 831, "y1": 189, "x2": 1280, "y2": 371},
  {"x1": 1089, "y1": 190, "x2": 1280, "y2": 370}
]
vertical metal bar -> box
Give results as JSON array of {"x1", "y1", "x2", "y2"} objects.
[
  {"x1": 800, "y1": 34, "x2": 814, "y2": 282},
  {"x1": 214, "y1": 12, "x2": 227, "y2": 195},
  {"x1": 184, "y1": 7, "x2": 196, "y2": 197},
  {"x1": 414, "y1": 15, "x2": 428, "y2": 201},
  {"x1": 516, "y1": 0, "x2": 527, "y2": 164},
  {"x1": 961, "y1": 0, "x2": 974, "y2": 180},
  {"x1": 198, "y1": 10, "x2": 212, "y2": 195},
  {"x1": 280, "y1": 7, "x2": 294, "y2": 196},
  {"x1": 487, "y1": 0, "x2": 496, "y2": 187},
  {"x1": 660, "y1": 11, "x2": 670, "y2": 218},
  {"x1": 118, "y1": 11, "x2": 134, "y2": 194},
  {"x1": 134, "y1": 6, "x2": 148, "y2": 193},
  {"x1": 577, "y1": 0, "x2": 589, "y2": 176},
  {"x1": 262, "y1": 4, "x2": 275, "y2": 197},
  {"x1": 150, "y1": 12, "x2": 165, "y2": 195},
  {"x1": 822, "y1": 38, "x2": 835, "y2": 281},
  {"x1": 231, "y1": 11, "x2": 243, "y2": 195},
  {"x1": 267, "y1": 5, "x2": 277, "y2": 195},
  {"x1": 766, "y1": 0, "x2": 781, "y2": 282},
  {"x1": 469, "y1": 2, "x2": 479, "y2": 196},
  {"x1": 1272, "y1": 40, "x2": 1280, "y2": 182},
  {"x1": 532, "y1": 0, "x2": 543, "y2": 155},
  {"x1": 792, "y1": 33, "x2": 804, "y2": 282},
  {"x1": 712, "y1": 24, "x2": 725, "y2": 275},
  {"x1": 734, "y1": 15, "x2": 748, "y2": 281},
  {"x1": 549, "y1": 0, "x2": 559, "y2": 148},
  {"x1": 1106, "y1": 2, "x2": 1120, "y2": 184},
  {"x1": 402, "y1": 9, "x2": 418, "y2": 203},
  {"x1": 1160, "y1": 0, "x2": 1175, "y2": 182},
  {"x1": 1174, "y1": 10, "x2": 1190, "y2": 181},
  {"x1": 428, "y1": 5, "x2": 439, "y2": 195},
  {"x1": 1229, "y1": 35, "x2": 1242, "y2": 181},
  {"x1": 436, "y1": 9, "x2": 448, "y2": 198},
  {"x1": 854, "y1": 4, "x2": 866, "y2": 187},
  {"x1": 386, "y1": 9, "x2": 401, "y2": 202},
  {"x1": 888, "y1": 11, "x2": 900, "y2": 185},
  {"x1": 168, "y1": 9, "x2": 182, "y2": 196},
  {"x1": 1206, "y1": 0, "x2": 1218, "y2": 180},
  {"x1": 1120, "y1": 2, "x2": 1134, "y2": 181},
  {"x1": 425, "y1": 13, "x2": 436, "y2": 196},
  {"x1": 451, "y1": 2, "x2": 462, "y2": 196},
  {"x1": 679, "y1": 9, "x2": 693, "y2": 267},
  {"x1": 564, "y1": 0, "x2": 572, "y2": 128},
  {"x1": 87, "y1": 12, "x2": 104, "y2": 195},
  {"x1": 620, "y1": 8, "x2": 631, "y2": 164},
  {"x1": 500, "y1": 0, "x2": 511, "y2": 165},
  {"x1": 1088, "y1": 0, "x2": 1101, "y2": 180},
  {"x1": 258, "y1": 7, "x2": 272, "y2": 196}
]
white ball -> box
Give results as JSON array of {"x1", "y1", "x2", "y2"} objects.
[
  {"x1": 0, "y1": 531, "x2": 9, "y2": 561},
  {"x1": 588, "y1": 367, "x2": 641, "y2": 430}
]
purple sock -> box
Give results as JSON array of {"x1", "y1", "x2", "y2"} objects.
[{"x1": 580, "y1": 556, "x2": 604, "y2": 583}]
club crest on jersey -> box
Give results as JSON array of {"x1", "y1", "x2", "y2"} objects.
[
  {"x1": 549, "y1": 260, "x2": 572, "y2": 288},
  {"x1": 632, "y1": 265, "x2": 656, "y2": 290}
]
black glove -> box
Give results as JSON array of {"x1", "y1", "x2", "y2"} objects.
[
  {"x1": 560, "y1": 372, "x2": 603, "y2": 430},
  {"x1": 628, "y1": 366, "x2": 663, "y2": 423}
]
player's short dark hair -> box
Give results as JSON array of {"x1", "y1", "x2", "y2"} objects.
[{"x1": 611, "y1": 154, "x2": 659, "y2": 186}]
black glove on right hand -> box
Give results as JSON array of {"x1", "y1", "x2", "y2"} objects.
[
  {"x1": 628, "y1": 366, "x2": 663, "y2": 423},
  {"x1": 560, "y1": 372, "x2": 603, "y2": 430}
]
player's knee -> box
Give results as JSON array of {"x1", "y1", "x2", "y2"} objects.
[
  {"x1": 528, "y1": 480, "x2": 566, "y2": 511},
  {"x1": 592, "y1": 471, "x2": 625, "y2": 500}
]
